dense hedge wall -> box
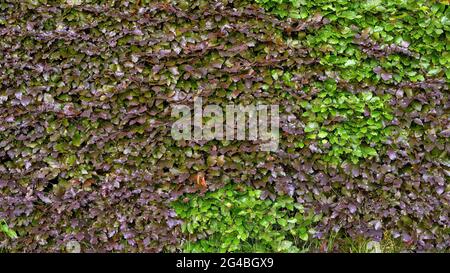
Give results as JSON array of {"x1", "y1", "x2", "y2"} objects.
[{"x1": 0, "y1": 0, "x2": 449, "y2": 252}]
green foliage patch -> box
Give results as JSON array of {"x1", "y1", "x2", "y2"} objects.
[
  {"x1": 299, "y1": 80, "x2": 393, "y2": 164},
  {"x1": 255, "y1": 0, "x2": 450, "y2": 82},
  {"x1": 173, "y1": 184, "x2": 320, "y2": 252},
  {"x1": 0, "y1": 219, "x2": 18, "y2": 240}
]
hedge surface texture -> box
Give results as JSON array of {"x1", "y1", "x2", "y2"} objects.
[{"x1": 0, "y1": 0, "x2": 449, "y2": 252}]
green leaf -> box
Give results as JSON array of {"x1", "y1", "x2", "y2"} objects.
[
  {"x1": 304, "y1": 122, "x2": 319, "y2": 133},
  {"x1": 344, "y1": 59, "x2": 357, "y2": 67},
  {"x1": 340, "y1": 11, "x2": 359, "y2": 20},
  {"x1": 299, "y1": 232, "x2": 309, "y2": 241},
  {"x1": 318, "y1": 131, "x2": 328, "y2": 138},
  {"x1": 1, "y1": 220, "x2": 18, "y2": 239},
  {"x1": 277, "y1": 218, "x2": 288, "y2": 227},
  {"x1": 72, "y1": 132, "x2": 83, "y2": 147}
]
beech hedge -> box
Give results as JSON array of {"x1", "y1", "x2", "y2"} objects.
[{"x1": 0, "y1": 0, "x2": 449, "y2": 252}]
